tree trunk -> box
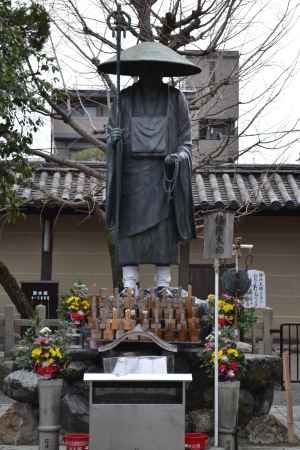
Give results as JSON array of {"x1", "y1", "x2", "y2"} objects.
[{"x1": 0, "y1": 260, "x2": 33, "y2": 318}]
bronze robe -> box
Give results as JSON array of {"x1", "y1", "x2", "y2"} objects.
[{"x1": 106, "y1": 80, "x2": 195, "y2": 265}]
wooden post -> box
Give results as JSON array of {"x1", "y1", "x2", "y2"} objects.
[
  {"x1": 90, "y1": 283, "x2": 98, "y2": 329},
  {"x1": 283, "y1": 351, "x2": 297, "y2": 444},
  {"x1": 251, "y1": 324, "x2": 257, "y2": 354},
  {"x1": 4, "y1": 305, "x2": 15, "y2": 355},
  {"x1": 36, "y1": 304, "x2": 46, "y2": 334},
  {"x1": 179, "y1": 241, "x2": 190, "y2": 289},
  {"x1": 41, "y1": 215, "x2": 53, "y2": 280},
  {"x1": 263, "y1": 308, "x2": 273, "y2": 354}
]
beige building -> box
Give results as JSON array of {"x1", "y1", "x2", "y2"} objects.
[
  {"x1": 51, "y1": 89, "x2": 109, "y2": 159},
  {"x1": 186, "y1": 50, "x2": 239, "y2": 165},
  {"x1": 1, "y1": 163, "x2": 300, "y2": 330}
]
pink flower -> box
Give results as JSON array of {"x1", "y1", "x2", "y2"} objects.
[
  {"x1": 227, "y1": 370, "x2": 235, "y2": 379},
  {"x1": 219, "y1": 363, "x2": 227, "y2": 373}
]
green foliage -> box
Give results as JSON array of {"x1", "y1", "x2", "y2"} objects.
[
  {"x1": 72, "y1": 147, "x2": 105, "y2": 161},
  {"x1": 15, "y1": 323, "x2": 70, "y2": 377},
  {"x1": 239, "y1": 307, "x2": 257, "y2": 336},
  {"x1": 14, "y1": 326, "x2": 37, "y2": 370},
  {"x1": 207, "y1": 294, "x2": 257, "y2": 335},
  {"x1": 0, "y1": 1, "x2": 53, "y2": 220}
]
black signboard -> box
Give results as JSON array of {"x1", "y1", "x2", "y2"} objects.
[{"x1": 21, "y1": 281, "x2": 59, "y2": 318}]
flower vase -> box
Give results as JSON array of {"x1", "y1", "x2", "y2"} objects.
[
  {"x1": 68, "y1": 318, "x2": 83, "y2": 348},
  {"x1": 219, "y1": 381, "x2": 240, "y2": 432},
  {"x1": 218, "y1": 381, "x2": 240, "y2": 450},
  {"x1": 38, "y1": 378, "x2": 63, "y2": 450}
]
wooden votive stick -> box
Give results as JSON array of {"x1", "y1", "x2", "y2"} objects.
[
  {"x1": 186, "y1": 284, "x2": 193, "y2": 319},
  {"x1": 111, "y1": 307, "x2": 120, "y2": 330},
  {"x1": 283, "y1": 351, "x2": 297, "y2": 444},
  {"x1": 103, "y1": 320, "x2": 114, "y2": 340}
]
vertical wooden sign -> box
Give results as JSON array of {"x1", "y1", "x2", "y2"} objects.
[{"x1": 203, "y1": 212, "x2": 234, "y2": 259}]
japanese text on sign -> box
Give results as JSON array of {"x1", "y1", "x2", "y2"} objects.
[{"x1": 244, "y1": 270, "x2": 266, "y2": 308}]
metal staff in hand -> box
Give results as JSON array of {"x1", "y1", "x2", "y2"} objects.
[{"x1": 106, "y1": 4, "x2": 131, "y2": 251}]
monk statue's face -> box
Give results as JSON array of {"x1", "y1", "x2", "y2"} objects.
[{"x1": 139, "y1": 73, "x2": 162, "y2": 88}]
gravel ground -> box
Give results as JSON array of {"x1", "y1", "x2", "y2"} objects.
[{"x1": 273, "y1": 384, "x2": 300, "y2": 406}]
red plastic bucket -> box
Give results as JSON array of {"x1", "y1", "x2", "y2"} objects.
[
  {"x1": 185, "y1": 432, "x2": 208, "y2": 450},
  {"x1": 64, "y1": 433, "x2": 90, "y2": 450}
]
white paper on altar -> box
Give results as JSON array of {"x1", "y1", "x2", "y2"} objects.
[
  {"x1": 111, "y1": 356, "x2": 168, "y2": 376},
  {"x1": 244, "y1": 270, "x2": 266, "y2": 308}
]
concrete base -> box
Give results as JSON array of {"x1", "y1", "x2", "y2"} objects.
[{"x1": 219, "y1": 433, "x2": 236, "y2": 450}]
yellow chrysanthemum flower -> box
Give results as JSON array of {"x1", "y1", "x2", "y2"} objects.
[
  {"x1": 70, "y1": 304, "x2": 79, "y2": 311},
  {"x1": 210, "y1": 350, "x2": 223, "y2": 362},
  {"x1": 227, "y1": 348, "x2": 239, "y2": 358},
  {"x1": 67, "y1": 295, "x2": 81, "y2": 306},
  {"x1": 223, "y1": 303, "x2": 234, "y2": 313},
  {"x1": 49, "y1": 347, "x2": 57, "y2": 357},
  {"x1": 54, "y1": 346, "x2": 62, "y2": 359},
  {"x1": 32, "y1": 347, "x2": 42, "y2": 359}
]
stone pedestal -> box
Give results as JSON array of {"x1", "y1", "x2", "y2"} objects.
[{"x1": 2, "y1": 350, "x2": 281, "y2": 443}]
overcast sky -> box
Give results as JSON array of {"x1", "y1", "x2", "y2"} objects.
[{"x1": 33, "y1": 0, "x2": 300, "y2": 165}]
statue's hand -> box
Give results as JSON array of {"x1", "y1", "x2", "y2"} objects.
[
  {"x1": 164, "y1": 154, "x2": 177, "y2": 167},
  {"x1": 110, "y1": 128, "x2": 122, "y2": 145}
]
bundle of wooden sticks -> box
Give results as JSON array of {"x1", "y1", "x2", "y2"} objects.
[{"x1": 87, "y1": 286, "x2": 202, "y2": 344}]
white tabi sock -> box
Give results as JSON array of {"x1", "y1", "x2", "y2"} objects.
[{"x1": 122, "y1": 265, "x2": 139, "y2": 292}]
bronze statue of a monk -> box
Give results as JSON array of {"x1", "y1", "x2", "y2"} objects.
[{"x1": 100, "y1": 42, "x2": 201, "y2": 295}]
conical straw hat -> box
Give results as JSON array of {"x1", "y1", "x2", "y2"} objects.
[{"x1": 99, "y1": 41, "x2": 201, "y2": 76}]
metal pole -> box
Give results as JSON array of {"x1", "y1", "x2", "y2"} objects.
[
  {"x1": 233, "y1": 241, "x2": 253, "y2": 272},
  {"x1": 235, "y1": 251, "x2": 239, "y2": 273},
  {"x1": 115, "y1": 4, "x2": 121, "y2": 128},
  {"x1": 214, "y1": 257, "x2": 220, "y2": 448}
]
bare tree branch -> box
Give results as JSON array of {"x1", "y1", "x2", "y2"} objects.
[{"x1": 30, "y1": 149, "x2": 102, "y2": 179}]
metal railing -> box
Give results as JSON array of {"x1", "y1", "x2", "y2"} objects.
[{"x1": 280, "y1": 323, "x2": 300, "y2": 388}]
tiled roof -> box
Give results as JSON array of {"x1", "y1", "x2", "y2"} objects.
[
  {"x1": 192, "y1": 165, "x2": 300, "y2": 212},
  {"x1": 16, "y1": 164, "x2": 106, "y2": 207},
  {"x1": 16, "y1": 163, "x2": 300, "y2": 212}
]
